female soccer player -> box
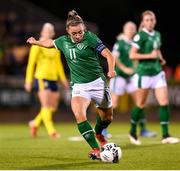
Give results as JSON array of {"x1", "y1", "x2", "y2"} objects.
[
  {"x1": 26, "y1": 10, "x2": 115, "y2": 160},
  {"x1": 108, "y1": 21, "x2": 156, "y2": 137},
  {"x1": 25, "y1": 23, "x2": 69, "y2": 138},
  {"x1": 128, "y1": 10, "x2": 179, "y2": 145}
]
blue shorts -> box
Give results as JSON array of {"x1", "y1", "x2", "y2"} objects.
[{"x1": 34, "y1": 79, "x2": 59, "y2": 92}]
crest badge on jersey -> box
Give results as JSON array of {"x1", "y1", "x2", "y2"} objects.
[
  {"x1": 77, "y1": 43, "x2": 84, "y2": 50},
  {"x1": 133, "y1": 34, "x2": 140, "y2": 42}
]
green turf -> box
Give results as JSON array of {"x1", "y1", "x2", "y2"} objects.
[{"x1": 0, "y1": 122, "x2": 180, "y2": 170}]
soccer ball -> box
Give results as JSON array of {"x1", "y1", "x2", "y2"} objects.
[{"x1": 100, "y1": 143, "x2": 122, "y2": 163}]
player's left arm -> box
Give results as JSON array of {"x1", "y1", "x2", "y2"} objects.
[
  {"x1": 101, "y1": 48, "x2": 116, "y2": 78},
  {"x1": 89, "y1": 32, "x2": 115, "y2": 78},
  {"x1": 157, "y1": 32, "x2": 166, "y2": 66}
]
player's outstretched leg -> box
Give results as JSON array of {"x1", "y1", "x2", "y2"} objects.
[
  {"x1": 78, "y1": 120, "x2": 101, "y2": 160},
  {"x1": 71, "y1": 96, "x2": 101, "y2": 160}
]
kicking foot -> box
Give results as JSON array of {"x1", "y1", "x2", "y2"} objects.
[
  {"x1": 140, "y1": 129, "x2": 157, "y2": 137},
  {"x1": 96, "y1": 134, "x2": 108, "y2": 147},
  {"x1": 128, "y1": 133, "x2": 141, "y2": 145},
  {"x1": 88, "y1": 148, "x2": 101, "y2": 160},
  {"x1": 161, "y1": 135, "x2": 179, "y2": 144},
  {"x1": 28, "y1": 120, "x2": 38, "y2": 138}
]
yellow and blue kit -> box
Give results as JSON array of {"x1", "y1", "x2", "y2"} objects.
[{"x1": 25, "y1": 45, "x2": 67, "y2": 91}]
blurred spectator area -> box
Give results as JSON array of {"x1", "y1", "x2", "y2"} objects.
[
  {"x1": 0, "y1": 0, "x2": 99, "y2": 76},
  {"x1": 0, "y1": 0, "x2": 63, "y2": 76}
]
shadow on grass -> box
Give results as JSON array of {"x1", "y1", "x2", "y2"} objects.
[{"x1": 24, "y1": 158, "x2": 102, "y2": 170}]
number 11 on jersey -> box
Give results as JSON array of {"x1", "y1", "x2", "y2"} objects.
[{"x1": 69, "y1": 48, "x2": 76, "y2": 60}]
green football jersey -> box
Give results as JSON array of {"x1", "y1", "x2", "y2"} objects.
[
  {"x1": 54, "y1": 31, "x2": 106, "y2": 84},
  {"x1": 132, "y1": 28, "x2": 162, "y2": 76},
  {"x1": 113, "y1": 38, "x2": 133, "y2": 78}
]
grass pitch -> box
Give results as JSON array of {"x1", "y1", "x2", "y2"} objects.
[{"x1": 0, "y1": 122, "x2": 180, "y2": 170}]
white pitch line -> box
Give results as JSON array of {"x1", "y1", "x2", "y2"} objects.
[{"x1": 68, "y1": 136, "x2": 84, "y2": 142}]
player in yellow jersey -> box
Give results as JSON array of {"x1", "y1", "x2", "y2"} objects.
[{"x1": 25, "y1": 23, "x2": 69, "y2": 138}]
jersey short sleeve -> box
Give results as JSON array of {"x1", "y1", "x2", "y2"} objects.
[
  {"x1": 87, "y1": 31, "x2": 106, "y2": 54},
  {"x1": 112, "y1": 42, "x2": 121, "y2": 58},
  {"x1": 53, "y1": 36, "x2": 63, "y2": 51},
  {"x1": 132, "y1": 32, "x2": 144, "y2": 49}
]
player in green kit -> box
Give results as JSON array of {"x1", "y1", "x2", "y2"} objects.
[
  {"x1": 128, "y1": 10, "x2": 179, "y2": 145},
  {"x1": 104, "y1": 21, "x2": 156, "y2": 138},
  {"x1": 27, "y1": 10, "x2": 116, "y2": 160}
]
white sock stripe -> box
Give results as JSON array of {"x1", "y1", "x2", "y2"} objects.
[
  {"x1": 140, "y1": 118, "x2": 146, "y2": 122},
  {"x1": 130, "y1": 119, "x2": 137, "y2": 124},
  {"x1": 82, "y1": 130, "x2": 94, "y2": 136},
  {"x1": 160, "y1": 121, "x2": 169, "y2": 125}
]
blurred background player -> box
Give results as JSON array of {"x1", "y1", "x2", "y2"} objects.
[
  {"x1": 128, "y1": 10, "x2": 179, "y2": 145},
  {"x1": 26, "y1": 10, "x2": 116, "y2": 160},
  {"x1": 103, "y1": 21, "x2": 157, "y2": 138},
  {"x1": 25, "y1": 23, "x2": 69, "y2": 138}
]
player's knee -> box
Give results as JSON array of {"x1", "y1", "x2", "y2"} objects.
[
  {"x1": 113, "y1": 102, "x2": 118, "y2": 109},
  {"x1": 73, "y1": 112, "x2": 87, "y2": 123},
  {"x1": 109, "y1": 115, "x2": 113, "y2": 122},
  {"x1": 51, "y1": 107, "x2": 57, "y2": 112},
  {"x1": 159, "y1": 99, "x2": 169, "y2": 106},
  {"x1": 112, "y1": 98, "x2": 118, "y2": 109},
  {"x1": 42, "y1": 112, "x2": 52, "y2": 121},
  {"x1": 103, "y1": 113, "x2": 113, "y2": 122},
  {"x1": 76, "y1": 116, "x2": 87, "y2": 123},
  {"x1": 136, "y1": 101, "x2": 145, "y2": 108}
]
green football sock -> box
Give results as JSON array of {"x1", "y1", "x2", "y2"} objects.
[
  {"x1": 78, "y1": 120, "x2": 99, "y2": 149},
  {"x1": 130, "y1": 106, "x2": 143, "y2": 135},
  {"x1": 159, "y1": 105, "x2": 169, "y2": 137},
  {"x1": 139, "y1": 110, "x2": 146, "y2": 131},
  {"x1": 94, "y1": 115, "x2": 111, "y2": 135}
]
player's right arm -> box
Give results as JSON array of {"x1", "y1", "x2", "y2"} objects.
[
  {"x1": 130, "y1": 46, "x2": 158, "y2": 60},
  {"x1": 130, "y1": 33, "x2": 158, "y2": 60},
  {"x1": 27, "y1": 37, "x2": 54, "y2": 48}
]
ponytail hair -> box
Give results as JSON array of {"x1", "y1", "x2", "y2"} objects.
[
  {"x1": 66, "y1": 10, "x2": 84, "y2": 28},
  {"x1": 138, "y1": 10, "x2": 156, "y2": 31}
]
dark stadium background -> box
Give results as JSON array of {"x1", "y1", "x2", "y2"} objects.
[
  {"x1": 0, "y1": 0, "x2": 180, "y2": 122},
  {"x1": 28, "y1": 0, "x2": 180, "y2": 66}
]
